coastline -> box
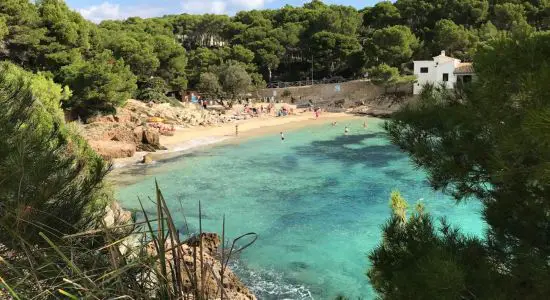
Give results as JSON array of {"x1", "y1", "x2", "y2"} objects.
[{"x1": 110, "y1": 112, "x2": 363, "y2": 169}]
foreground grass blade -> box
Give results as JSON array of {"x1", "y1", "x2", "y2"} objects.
[{"x1": 0, "y1": 275, "x2": 21, "y2": 300}]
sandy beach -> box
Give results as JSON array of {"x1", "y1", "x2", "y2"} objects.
[{"x1": 111, "y1": 111, "x2": 362, "y2": 168}]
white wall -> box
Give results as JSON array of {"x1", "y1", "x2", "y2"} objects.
[
  {"x1": 413, "y1": 52, "x2": 461, "y2": 94},
  {"x1": 413, "y1": 60, "x2": 435, "y2": 94}
]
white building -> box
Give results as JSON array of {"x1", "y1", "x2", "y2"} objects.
[{"x1": 413, "y1": 50, "x2": 475, "y2": 95}]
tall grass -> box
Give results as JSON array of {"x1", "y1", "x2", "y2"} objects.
[{"x1": 0, "y1": 181, "x2": 257, "y2": 299}]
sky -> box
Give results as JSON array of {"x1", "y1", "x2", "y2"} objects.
[{"x1": 66, "y1": 0, "x2": 380, "y2": 23}]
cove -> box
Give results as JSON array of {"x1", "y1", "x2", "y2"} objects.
[{"x1": 114, "y1": 118, "x2": 485, "y2": 299}]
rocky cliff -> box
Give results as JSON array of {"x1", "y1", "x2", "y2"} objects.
[{"x1": 80, "y1": 100, "x2": 234, "y2": 160}]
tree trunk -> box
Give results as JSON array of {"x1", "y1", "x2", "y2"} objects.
[{"x1": 268, "y1": 67, "x2": 272, "y2": 83}]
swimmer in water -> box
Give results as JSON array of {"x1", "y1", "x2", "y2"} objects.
[
  {"x1": 344, "y1": 126, "x2": 349, "y2": 135},
  {"x1": 235, "y1": 124, "x2": 239, "y2": 136},
  {"x1": 280, "y1": 131, "x2": 285, "y2": 141},
  {"x1": 332, "y1": 121, "x2": 337, "y2": 127}
]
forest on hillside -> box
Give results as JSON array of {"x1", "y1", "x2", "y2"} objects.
[{"x1": 1, "y1": 0, "x2": 548, "y2": 118}]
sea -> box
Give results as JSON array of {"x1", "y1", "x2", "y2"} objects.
[{"x1": 114, "y1": 117, "x2": 485, "y2": 299}]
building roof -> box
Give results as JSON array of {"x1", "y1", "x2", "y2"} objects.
[
  {"x1": 433, "y1": 50, "x2": 456, "y2": 62},
  {"x1": 454, "y1": 62, "x2": 475, "y2": 74}
]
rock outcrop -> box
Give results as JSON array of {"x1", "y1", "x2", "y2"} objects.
[
  {"x1": 147, "y1": 233, "x2": 257, "y2": 300},
  {"x1": 89, "y1": 140, "x2": 136, "y2": 160},
  {"x1": 79, "y1": 100, "x2": 237, "y2": 160}
]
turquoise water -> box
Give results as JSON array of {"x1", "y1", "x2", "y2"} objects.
[{"x1": 115, "y1": 118, "x2": 485, "y2": 299}]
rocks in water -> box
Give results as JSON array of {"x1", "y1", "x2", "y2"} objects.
[
  {"x1": 289, "y1": 261, "x2": 309, "y2": 271},
  {"x1": 142, "y1": 153, "x2": 154, "y2": 164}
]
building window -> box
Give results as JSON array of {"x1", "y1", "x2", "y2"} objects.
[
  {"x1": 463, "y1": 75, "x2": 472, "y2": 83},
  {"x1": 420, "y1": 67, "x2": 429, "y2": 73},
  {"x1": 443, "y1": 73, "x2": 449, "y2": 82}
]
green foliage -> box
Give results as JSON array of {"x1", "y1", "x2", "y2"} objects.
[
  {"x1": 2, "y1": 181, "x2": 257, "y2": 299},
  {"x1": 493, "y1": 3, "x2": 528, "y2": 30},
  {"x1": 368, "y1": 64, "x2": 399, "y2": 86},
  {"x1": 368, "y1": 63, "x2": 415, "y2": 92},
  {"x1": 362, "y1": 1, "x2": 401, "y2": 29},
  {"x1": 368, "y1": 209, "x2": 495, "y2": 299},
  {"x1": 433, "y1": 19, "x2": 479, "y2": 59},
  {"x1": 136, "y1": 76, "x2": 171, "y2": 102},
  {"x1": 310, "y1": 31, "x2": 362, "y2": 76},
  {"x1": 102, "y1": 31, "x2": 160, "y2": 80},
  {"x1": 0, "y1": 16, "x2": 8, "y2": 40},
  {"x1": 374, "y1": 31, "x2": 550, "y2": 299},
  {"x1": 368, "y1": 25, "x2": 419, "y2": 68},
  {"x1": 0, "y1": 61, "x2": 110, "y2": 249},
  {"x1": 197, "y1": 72, "x2": 222, "y2": 100},
  {"x1": 389, "y1": 190, "x2": 408, "y2": 224},
  {"x1": 3, "y1": 0, "x2": 548, "y2": 115},
  {"x1": 60, "y1": 50, "x2": 137, "y2": 118},
  {"x1": 219, "y1": 63, "x2": 252, "y2": 100}
]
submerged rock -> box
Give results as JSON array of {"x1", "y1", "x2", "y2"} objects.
[{"x1": 142, "y1": 153, "x2": 154, "y2": 164}]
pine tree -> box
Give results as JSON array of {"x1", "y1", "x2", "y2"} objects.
[{"x1": 370, "y1": 31, "x2": 550, "y2": 299}]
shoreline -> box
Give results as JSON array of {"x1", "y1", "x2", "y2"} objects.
[{"x1": 110, "y1": 112, "x2": 363, "y2": 169}]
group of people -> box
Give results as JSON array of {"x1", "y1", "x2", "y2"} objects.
[
  {"x1": 242, "y1": 103, "x2": 294, "y2": 117},
  {"x1": 332, "y1": 119, "x2": 368, "y2": 135},
  {"x1": 276, "y1": 118, "x2": 368, "y2": 142}
]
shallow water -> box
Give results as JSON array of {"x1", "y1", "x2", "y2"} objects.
[{"x1": 115, "y1": 118, "x2": 485, "y2": 299}]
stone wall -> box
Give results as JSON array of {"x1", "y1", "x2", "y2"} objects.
[{"x1": 258, "y1": 80, "x2": 412, "y2": 109}]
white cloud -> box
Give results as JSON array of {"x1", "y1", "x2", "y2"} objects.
[
  {"x1": 78, "y1": 2, "x2": 170, "y2": 23},
  {"x1": 182, "y1": 0, "x2": 228, "y2": 14},
  {"x1": 229, "y1": 0, "x2": 265, "y2": 10},
  {"x1": 79, "y1": 2, "x2": 121, "y2": 23},
  {"x1": 181, "y1": 0, "x2": 266, "y2": 15}
]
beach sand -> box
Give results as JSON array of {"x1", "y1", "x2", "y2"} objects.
[{"x1": 111, "y1": 112, "x2": 362, "y2": 168}]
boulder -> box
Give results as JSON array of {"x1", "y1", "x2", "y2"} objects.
[
  {"x1": 142, "y1": 129, "x2": 160, "y2": 148},
  {"x1": 88, "y1": 140, "x2": 135, "y2": 159},
  {"x1": 142, "y1": 153, "x2": 154, "y2": 164},
  {"x1": 133, "y1": 126, "x2": 144, "y2": 142},
  {"x1": 103, "y1": 202, "x2": 139, "y2": 256},
  {"x1": 104, "y1": 201, "x2": 132, "y2": 227},
  {"x1": 146, "y1": 233, "x2": 257, "y2": 300}
]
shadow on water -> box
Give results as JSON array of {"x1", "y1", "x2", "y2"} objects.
[{"x1": 293, "y1": 133, "x2": 402, "y2": 168}]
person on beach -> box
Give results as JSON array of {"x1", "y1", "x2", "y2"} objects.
[
  {"x1": 235, "y1": 124, "x2": 239, "y2": 136},
  {"x1": 280, "y1": 132, "x2": 285, "y2": 141},
  {"x1": 315, "y1": 108, "x2": 320, "y2": 119},
  {"x1": 345, "y1": 126, "x2": 349, "y2": 135}
]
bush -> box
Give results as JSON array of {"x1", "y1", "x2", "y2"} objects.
[{"x1": 0, "y1": 62, "x2": 111, "y2": 249}]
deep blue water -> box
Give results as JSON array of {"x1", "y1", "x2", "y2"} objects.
[{"x1": 114, "y1": 118, "x2": 485, "y2": 299}]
